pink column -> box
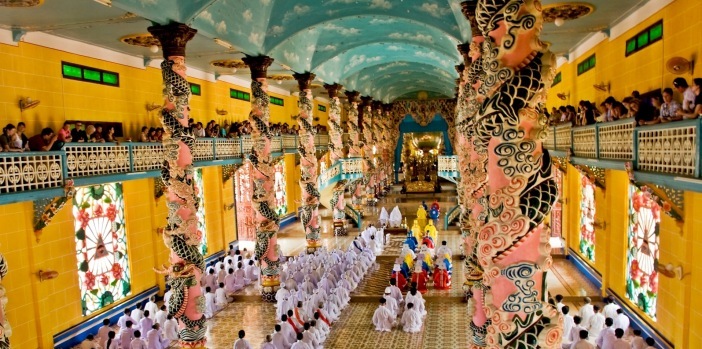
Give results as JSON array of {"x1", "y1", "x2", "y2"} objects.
[
  {"x1": 325, "y1": 83, "x2": 348, "y2": 236},
  {"x1": 345, "y1": 91, "x2": 363, "y2": 209}
]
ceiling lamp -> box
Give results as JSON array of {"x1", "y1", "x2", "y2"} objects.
[
  {"x1": 149, "y1": 45, "x2": 159, "y2": 53},
  {"x1": 554, "y1": 17, "x2": 565, "y2": 27}
]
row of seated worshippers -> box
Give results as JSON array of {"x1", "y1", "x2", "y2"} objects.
[
  {"x1": 201, "y1": 248, "x2": 262, "y2": 318},
  {"x1": 557, "y1": 295, "x2": 657, "y2": 349},
  {"x1": 79, "y1": 297, "x2": 179, "y2": 349},
  {"x1": 372, "y1": 284, "x2": 427, "y2": 333},
  {"x1": 267, "y1": 245, "x2": 376, "y2": 349}
]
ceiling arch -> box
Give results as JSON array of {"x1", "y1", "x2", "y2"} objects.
[
  {"x1": 355, "y1": 72, "x2": 456, "y2": 96},
  {"x1": 343, "y1": 62, "x2": 458, "y2": 90},
  {"x1": 366, "y1": 75, "x2": 456, "y2": 101}
]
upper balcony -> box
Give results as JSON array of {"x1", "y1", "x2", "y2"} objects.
[
  {"x1": 439, "y1": 119, "x2": 702, "y2": 192},
  {"x1": 0, "y1": 134, "x2": 330, "y2": 204}
]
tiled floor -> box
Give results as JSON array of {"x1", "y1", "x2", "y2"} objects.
[{"x1": 196, "y1": 191, "x2": 601, "y2": 349}]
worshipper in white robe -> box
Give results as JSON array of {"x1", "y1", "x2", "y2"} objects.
[
  {"x1": 555, "y1": 295, "x2": 565, "y2": 313},
  {"x1": 118, "y1": 308, "x2": 135, "y2": 328},
  {"x1": 309, "y1": 320, "x2": 325, "y2": 346},
  {"x1": 217, "y1": 264, "x2": 227, "y2": 285},
  {"x1": 163, "y1": 289, "x2": 172, "y2": 308},
  {"x1": 388, "y1": 279, "x2": 404, "y2": 305},
  {"x1": 215, "y1": 283, "x2": 229, "y2": 310},
  {"x1": 630, "y1": 330, "x2": 646, "y2": 349},
  {"x1": 389, "y1": 206, "x2": 402, "y2": 227},
  {"x1": 405, "y1": 288, "x2": 426, "y2": 316},
  {"x1": 587, "y1": 305, "x2": 605, "y2": 342},
  {"x1": 245, "y1": 260, "x2": 259, "y2": 282},
  {"x1": 139, "y1": 311, "x2": 154, "y2": 335},
  {"x1": 579, "y1": 297, "x2": 595, "y2": 326},
  {"x1": 379, "y1": 207, "x2": 389, "y2": 226},
  {"x1": 146, "y1": 324, "x2": 170, "y2": 349},
  {"x1": 613, "y1": 309, "x2": 630, "y2": 332},
  {"x1": 130, "y1": 330, "x2": 147, "y2": 349},
  {"x1": 324, "y1": 291, "x2": 341, "y2": 321},
  {"x1": 644, "y1": 337, "x2": 657, "y2": 349},
  {"x1": 293, "y1": 302, "x2": 308, "y2": 328},
  {"x1": 105, "y1": 331, "x2": 119, "y2": 349},
  {"x1": 204, "y1": 267, "x2": 218, "y2": 291},
  {"x1": 563, "y1": 316, "x2": 586, "y2": 348},
  {"x1": 435, "y1": 241, "x2": 452, "y2": 259},
  {"x1": 569, "y1": 330, "x2": 595, "y2": 349},
  {"x1": 97, "y1": 318, "x2": 112, "y2": 348},
  {"x1": 144, "y1": 296, "x2": 159, "y2": 320},
  {"x1": 234, "y1": 262, "x2": 251, "y2": 288},
  {"x1": 131, "y1": 304, "x2": 145, "y2": 325},
  {"x1": 272, "y1": 323, "x2": 292, "y2": 349},
  {"x1": 300, "y1": 275, "x2": 315, "y2": 295},
  {"x1": 611, "y1": 329, "x2": 629, "y2": 349},
  {"x1": 290, "y1": 333, "x2": 311, "y2": 349},
  {"x1": 595, "y1": 318, "x2": 616, "y2": 349},
  {"x1": 80, "y1": 334, "x2": 99, "y2": 349},
  {"x1": 372, "y1": 298, "x2": 395, "y2": 332},
  {"x1": 300, "y1": 323, "x2": 319, "y2": 349},
  {"x1": 260, "y1": 334, "x2": 276, "y2": 349},
  {"x1": 400, "y1": 302, "x2": 423, "y2": 333},
  {"x1": 119, "y1": 321, "x2": 135, "y2": 349},
  {"x1": 561, "y1": 306, "x2": 574, "y2": 347},
  {"x1": 603, "y1": 297, "x2": 620, "y2": 320},
  {"x1": 154, "y1": 305, "x2": 168, "y2": 328},
  {"x1": 368, "y1": 234, "x2": 381, "y2": 255},
  {"x1": 313, "y1": 312, "x2": 331, "y2": 337},
  {"x1": 204, "y1": 287, "x2": 217, "y2": 319},
  {"x1": 234, "y1": 330, "x2": 253, "y2": 349},
  {"x1": 383, "y1": 287, "x2": 399, "y2": 318},
  {"x1": 163, "y1": 315, "x2": 179, "y2": 341},
  {"x1": 281, "y1": 314, "x2": 299, "y2": 344},
  {"x1": 225, "y1": 268, "x2": 239, "y2": 293}
]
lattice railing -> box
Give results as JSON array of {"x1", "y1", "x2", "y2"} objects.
[
  {"x1": 318, "y1": 161, "x2": 342, "y2": 190},
  {"x1": 241, "y1": 136, "x2": 253, "y2": 154},
  {"x1": 65, "y1": 144, "x2": 130, "y2": 177},
  {"x1": 315, "y1": 134, "x2": 330, "y2": 148},
  {"x1": 0, "y1": 152, "x2": 63, "y2": 193},
  {"x1": 542, "y1": 126, "x2": 555, "y2": 149},
  {"x1": 597, "y1": 119, "x2": 635, "y2": 160},
  {"x1": 341, "y1": 158, "x2": 363, "y2": 174},
  {"x1": 438, "y1": 155, "x2": 458, "y2": 173},
  {"x1": 282, "y1": 135, "x2": 297, "y2": 149},
  {"x1": 131, "y1": 143, "x2": 165, "y2": 171},
  {"x1": 637, "y1": 121, "x2": 698, "y2": 177},
  {"x1": 554, "y1": 124, "x2": 572, "y2": 151},
  {"x1": 192, "y1": 139, "x2": 214, "y2": 161},
  {"x1": 271, "y1": 136, "x2": 282, "y2": 153},
  {"x1": 572, "y1": 125, "x2": 597, "y2": 158},
  {"x1": 215, "y1": 138, "x2": 242, "y2": 159}
]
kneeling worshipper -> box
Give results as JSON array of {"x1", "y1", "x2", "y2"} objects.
[
  {"x1": 416, "y1": 205, "x2": 427, "y2": 231},
  {"x1": 146, "y1": 324, "x2": 170, "y2": 349},
  {"x1": 379, "y1": 206, "x2": 389, "y2": 227},
  {"x1": 433, "y1": 260, "x2": 451, "y2": 290},
  {"x1": 429, "y1": 205, "x2": 440, "y2": 226},
  {"x1": 435, "y1": 241, "x2": 452, "y2": 260},
  {"x1": 404, "y1": 229, "x2": 418, "y2": 251},
  {"x1": 372, "y1": 298, "x2": 395, "y2": 332},
  {"x1": 389, "y1": 206, "x2": 402, "y2": 228},
  {"x1": 391, "y1": 262, "x2": 408, "y2": 290},
  {"x1": 383, "y1": 287, "x2": 400, "y2": 319},
  {"x1": 410, "y1": 263, "x2": 429, "y2": 294},
  {"x1": 400, "y1": 302, "x2": 423, "y2": 333},
  {"x1": 204, "y1": 287, "x2": 217, "y2": 319},
  {"x1": 418, "y1": 249, "x2": 434, "y2": 274},
  {"x1": 260, "y1": 334, "x2": 275, "y2": 349},
  {"x1": 405, "y1": 287, "x2": 427, "y2": 317}
]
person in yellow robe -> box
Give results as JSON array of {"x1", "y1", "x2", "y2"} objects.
[
  {"x1": 425, "y1": 220, "x2": 438, "y2": 242},
  {"x1": 416, "y1": 205, "x2": 427, "y2": 232},
  {"x1": 411, "y1": 220, "x2": 422, "y2": 242}
]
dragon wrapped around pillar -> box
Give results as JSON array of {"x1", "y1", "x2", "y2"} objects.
[
  {"x1": 148, "y1": 22, "x2": 206, "y2": 347},
  {"x1": 294, "y1": 77, "x2": 321, "y2": 252},
  {"x1": 243, "y1": 56, "x2": 280, "y2": 302},
  {"x1": 345, "y1": 93, "x2": 364, "y2": 209},
  {"x1": 468, "y1": 0, "x2": 561, "y2": 347},
  {"x1": 361, "y1": 102, "x2": 376, "y2": 203},
  {"x1": 326, "y1": 84, "x2": 348, "y2": 236},
  {"x1": 0, "y1": 252, "x2": 10, "y2": 349}
]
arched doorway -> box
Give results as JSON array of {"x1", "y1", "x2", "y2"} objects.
[{"x1": 394, "y1": 114, "x2": 454, "y2": 182}]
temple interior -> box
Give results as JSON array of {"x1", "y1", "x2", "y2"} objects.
[{"x1": 0, "y1": 0, "x2": 700, "y2": 348}]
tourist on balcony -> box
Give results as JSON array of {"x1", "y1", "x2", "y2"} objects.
[
  {"x1": 193, "y1": 122, "x2": 205, "y2": 138},
  {"x1": 28, "y1": 127, "x2": 61, "y2": 151},
  {"x1": 673, "y1": 77, "x2": 697, "y2": 113},
  {"x1": 104, "y1": 125, "x2": 117, "y2": 142},
  {"x1": 658, "y1": 88, "x2": 682, "y2": 123},
  {"x1": 0, "y1": 124, "x2": 23, "y2": 152},
  {"x1": 139, "y1": 126, "x2": 149, "y2": 142},
  {"x1": 156, "y1": 128, "x2": 164, "y2": 141},
  {"x1": 632, "y1": 99, "x2": 659, "y2": 126},
  {"x1": 90, "y1": 124, "x2": 105, "y2": 143},
  {"x1": 576, "y1": 101, "x2": 596, "y2": 126},
  {"x1": 71, "y1": 122, "x2": 87, "y2": 142},
  {"x1": 676, "y1": 78, "x2": 702, "y2": 120},
  {"x1": 57, "y1": 122, "x2": 73, "y2": 143},
  {"x1": 16, "y1": 122, "x2": 29, "y2": 149}
]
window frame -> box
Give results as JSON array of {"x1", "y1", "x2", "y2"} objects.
[{"x1": 61, "y1": 61, "x2": 120, "y2": 87}]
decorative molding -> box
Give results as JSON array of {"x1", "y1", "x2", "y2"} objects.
[
  {"x1": 573, "y1": 164, "x2": 606, "y2": 189},
  {"x1": 32, "y1": 180, "x2": 76, "y2": 242},
  {"x1": 119, "y1": 33, "x2": 160, "y2": 48},
  {"x1": 625, "y1": 162, "x2": 684, "y2": 223},
  {"x1": 221, "y1": 164, "x2": 241, "y2": 183},
  {"x1": 0, "y1": 0, "x2": 43, "y2": 7},
  {"x1": 542, "y1": 2, "x2": 595, "y2": 23},
  {"x1": 153, "y1": 177, "x2": 166, "y2": 199}
]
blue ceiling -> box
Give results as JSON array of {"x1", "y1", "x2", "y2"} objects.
[{"x1": 0, "y1": 0, "x2": 646, "y2": 101}]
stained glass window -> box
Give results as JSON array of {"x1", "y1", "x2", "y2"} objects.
[
  {"x1": 579, "y1": 174, "x2": 596, "y2": 262},
  {"x1": 194, "y1": 168, "x2": 208, "y2": 256},
  {"x1": 273, "y1": 158, "x2": 287, "y2": 216},
  {"x1": 73, "y1": 183, "x2": 131, "y2": 316},
  {"x1": 626, "y1": 185, "x2": 660, "y2": 319},
  {"x1": 551, "y1": 167, "x2": 563, "y2": 239},
  {"x1": 235, "y1": 163, "x2": 256, "y2": 241}
]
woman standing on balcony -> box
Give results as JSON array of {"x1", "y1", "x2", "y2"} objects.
[
  {"x1": 0, "y1": 124, "x2": 24, "y2": 152},
  {"x1": 677, "y1": 78, "x2": 702, "y2": 120}
]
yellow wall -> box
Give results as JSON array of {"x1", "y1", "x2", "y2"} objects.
[
  {"x1": 0, "y1": 40, "x2": 329, "y2": 138},
  {"x1": 547, "y1": 0, "x2": 702, "y2": 109},
  {"x1": 562, "y1": 164, "x2": 701, "y2": 347}
]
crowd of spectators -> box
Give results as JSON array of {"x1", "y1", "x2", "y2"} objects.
[{"x1": 548, "y1": 77, "x2": 702, "y2": 127}]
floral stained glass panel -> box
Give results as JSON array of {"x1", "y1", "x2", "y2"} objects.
[
  {"x1": 194, "y1": 168, "x2": 207, "y2": 256},
  {"x1": 579, "y1": 174, "x2": 596, "y2": 262},
  {"x1": 73, "y1": 183, "x2": 131, "y2": 316},
  {"x1": 235, "y1": 163, "x2": 256, "y2": 241},
  {"x1": 551, "y1": 167, "x2": 563, "y2": 239},
  {"x1": 273, "y1": 158, "x2": 287, "y2": 216},
  {"x1": 626, "y1": 185, "x2": 660, "y2": 320}
]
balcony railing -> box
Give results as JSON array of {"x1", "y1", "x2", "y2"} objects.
[
  {"x1": 317, "y1": 158, "x2": 364, "y2": 191},
  {"x1": 0, "y1": 135, "x2": 325, "y2": 196},
  {"x1": 543, "y1": 119, "x2": 702, "y2": 178}
]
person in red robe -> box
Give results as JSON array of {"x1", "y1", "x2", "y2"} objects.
[
  {"x1": 422, "y1": 235, "x2": 435, "y2": 249},
  {"x1": 433, "y1": 260, "x2": 451, "y2": 290},
  {"x1": 391, "y1": 263, "x2": 408, "y2": 290},
  {"x1": 410, "y1": 264, "x2": 428, "y2": 294}
]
